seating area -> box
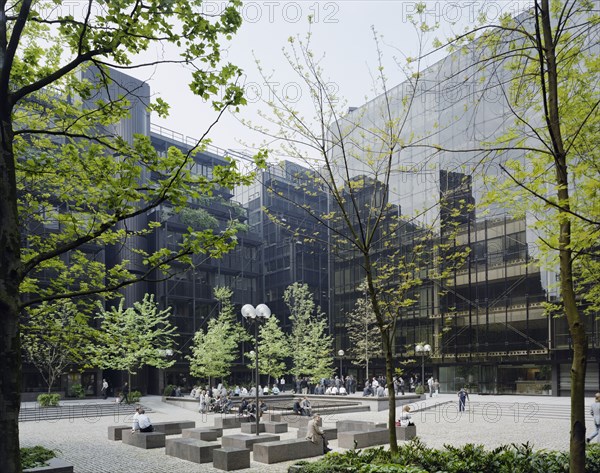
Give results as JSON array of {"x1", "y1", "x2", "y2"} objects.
[{"x1": 109, "y1": 401, "x2": 413, "y2": 470}]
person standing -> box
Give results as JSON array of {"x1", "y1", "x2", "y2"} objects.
[
  {"x1": 427, "y1": 376, "x2": 434, "y2": 398},
  {"x1": 305, "y1": 413, "x2": 331, "y2": 453},
  {"x1": 101, "y1": 379, "x2": 109, "y2": 400},
  {"x1": 587, "y1": 392, "x2": 600, "y2": 443},
  {"x1": 457, "y1": 387, "x2": 469, "y2": 412},
  {"x1": 280, "y1": 377, "x2": 285, "y2": 393},
  {"x1": 120, "y1": 382, "x2": 130, "y2": 404},
  {"x1": 433, "y1": 379, "x2": 440, "y2": 396}
]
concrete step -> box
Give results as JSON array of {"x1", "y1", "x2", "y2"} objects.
[{"x1": 19, "y1": 403, "x2": 151, "y2": 422}]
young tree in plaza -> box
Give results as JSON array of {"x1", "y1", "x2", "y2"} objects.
[
  {"x1": 21, "y1": 300, "x2": 96, "y2": 394},
  {"x1": 421, "y1": 2, "x2": 599, "y2": 470},
  {"x1": 0, "y1": 1, "x2": 261, "y2": 470},
  {"x1": 92, "y1": 294, "x2": 178, "y2": 389},
  {"x1": 245, "y1": 316, "x2": 290, "y2": 387},
  {"x1": 188, "y1": 286, "x2": 246, "y2": 383},
  {"x1": 284, "y1": 282, "x2": 334, "y2": 382}
]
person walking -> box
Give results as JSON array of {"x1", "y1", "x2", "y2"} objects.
[
  {"x1": 120, "y1": 382, "x2": 130, "y2": 404},
  {"x1": 427, "y1": 376, "x2": 434, "y2": 398},
  {"x1": 457, "y1": 387, "x2": 469, "y2": 412},
  {"x1": 101, "y1": 379, "x2": 109, "y2": 400},
  {"x1": 587, "y1": 392, "x2": 600, "y2": 443}
]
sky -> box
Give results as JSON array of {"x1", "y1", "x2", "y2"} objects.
[{"x1": 127, "y1": 1, "x2": 531, "y2": 158}]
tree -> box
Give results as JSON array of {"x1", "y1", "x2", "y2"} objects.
[
  {"x1": 92, "y1": 294, "x2": 178, "y2": 389},
  {"x1": 249, "y1": 21, "x2": 465, "y2": 450},
  {"x1": 0, "y1": 1, "x2": 261, "y2": 470},
  {"x1": 421, "y1": 2, "x2": 599, "y2": 470},
  {"x1": 345, "y1": 281, "x2": 383, "y2": 378},
  {"x1": 245, "y1": 315, "x2": 290, "y2": 387},
  {"x1": 188, "y1": 286, "x2": 245, "y2": 383},
  {"x1": 284, "y1": 282, "x2": 333, "y2": 382},
  {"x1": 21, "y1": 300, "x2": 95, "y2": 394}
]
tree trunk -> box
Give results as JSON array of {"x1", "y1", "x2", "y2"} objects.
[
  {"x1": 384, "y1": 334, "x2": 398, "y2": 453},
  {"x1": 0, "y1": 118, "x2": 23, "y2": 472}
]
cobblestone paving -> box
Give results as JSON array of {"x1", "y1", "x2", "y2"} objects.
[{"x1": 19, "y1": 394, "x2": 598, "y2": 472}]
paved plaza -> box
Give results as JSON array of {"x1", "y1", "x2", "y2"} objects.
[{"x1": 19, "y1": 393, "x2": 594, "y2": 472}]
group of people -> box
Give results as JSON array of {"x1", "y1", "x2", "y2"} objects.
[
  {"x1": 294, "y1": 375, "x2": 357, "y2": 395},
  {"x1": 292, "y1": 396, "x2": 313, "y2": 416}
]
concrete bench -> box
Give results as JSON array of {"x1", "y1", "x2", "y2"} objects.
[
  {"x1": 285, "y1": 415, "x2": 311, "y2": 428},
  {"x1": 297, "y1": 425, "x2": 337, "y2": 440},
  {"x1": 214, "y1": 416, "x2": 243, "y2": 429},
  {"x1": 165, "y1": 438, "x2": 220, "y2": 463},
  {"x1": 338, "y1": 428, "x2": 389, "y2": 449},
  {"x1": 213, "y1": 447, "x2": 250, "y2": 471},
  {"x1": 336, "y1": 420, "x2": 387, "y2": 432},
  {"x1": 221, "y1": 433, "x2": 280, "y2": 451},
  {"x1": 108, "y1": 425, "x2": 130, "y2": 441},
  {"x1": 240, "y1": 422, "x2": 265, "y2": 434},
  {"x1": 121, "y1": 430, "x2": 166, "y2": 449},
  {"x1": 182, "y1": 427, "x2": 220, "y2": 441},
  {"x1": 262, "y1": 412, "x2": 284, "y2": 422},
  {"x1": 396, "y1": 424, "x2": 417, "y2": 441},
  {"x1": 153, "y1": 420, "x2": 195, "y2": 435},
  {"x1": 253, "y1": 438, "x2": 323, "y2": 464},
  {"x1": 264, "y1": 421, "x2": 288, "y2": 433},
  {"x1": 24, "y1": 457, "x2": 74, "y2": 473}
]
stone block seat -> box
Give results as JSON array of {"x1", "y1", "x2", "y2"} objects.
[
  {"x1": 221, "y1": 433, "x2": 280, "y2": 451},
  {"x1": 337, "y1": 428, "x2": 390, "y2": 449},
  {"x1": 213, "y1": 447, "x2": 251, "y2": 471},
  {"x1": 240, "y1": 422, "x2": 265, "y2": 434},
  {"x1": 264, "y1": 421, "x2": 288, "y2": 433},
  {"x1": 165, "y1": 438, "x2": 220, "y2": 463},
  {"x1": 285, "y1": 415, "x2": 311, "y2": 429},
  {"x1": 108, "y1": 425, "x2": 131, "y2": 441},
  {"x1": 396, "y1": 424, "x2": 417, "y2": 441},
  {"x1": 153, "y1": 420, "x2": 195, "y2": 435},
  {"x1": 253, "y1": 438, "x2": 324, "y2": 464},
  {"x1": 121, "y1": 430, "x2": 166, "y2": 449},
  {"x1": 182, "y1": 427, "x2": 220, "y2": 441},
  {"x1": 336, "y1": 420, "x2": 387, "y2": 432},
  {"x1": 214, "y1": 416, "x2": 243, "y2": 430},
  {"x1": 297, "y1": 425, "x2": 337, "y2": 440}
]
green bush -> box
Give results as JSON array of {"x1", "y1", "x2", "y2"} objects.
[
  {"x1": 414, "y1": 385, "x2": 425, "y2": 395},
  {"x1": 129, "y1": 390, "x2": 142, "y2": 403},
  {"x1": 37, "y1": 393, "x2": 60, "y2": 407},
  {"x1": 288, "y1": 441, "x2": 600, "y2": 473},
  {"x1": 163, "y1": 384, "x2": 176, "y2": 397},
  {"x1": 21, "y1": 446, "x2": 55, "y2": 469},
  {"x1": 69, "y1": 383, "x2": 85, "y2": 398}
]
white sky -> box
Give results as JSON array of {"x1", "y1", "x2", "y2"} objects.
[{"x1": 127, "y1": 1, "x2": 531, "y2": 157}]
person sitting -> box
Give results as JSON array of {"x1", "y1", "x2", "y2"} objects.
[
  {"x1": 300, "y1": 396, "x2": 312, "y2": 416},
  {"x1": 331, "y1": 386, "x2": 339, "y2": 395},
  {"x1": 233, "y1": 385, "x2": 241, "y2": 396},
  {"x1": 305, "y1": 413, "x2": 331, "y2": 454},
  {"x1": 325, "y1": 386, "x2": 332, "y2": 395},
  {"x1": 247, "y1": 401, "x2": 257, "y2": 422},
  {"x1": 263, "y1": 385, "x2": 269, "y2": 395},
  {"x1": 222, "y1": 396, "x2": 233, "y2": 414},
  {"x1": 240, "y1": 386, "x2": 248, "y2": 396},
  {"x1": 397, "y1": 405, "x2": 414, "y2": 427},
  {"x1": 339, "y1": 386, "x2": 347, "y2": 395},
  {"x1": 239, "y1": 397, "x2": 249, "y2": 416},
  {"x1": 136, "y1": 409, "x2": 154, "y2": 432},
  {"x1": 293, "y1": 399, "x2": 302, "y2": 415},
  {"x1": 272, "y1": 384, "x2": 280, "y2": 395},
  {"x1": 131, "y1": 406, "x2": 142, "y2": 432},
  {"x1": 259, "y1": 401, "x2": 268, "y2": 417}
]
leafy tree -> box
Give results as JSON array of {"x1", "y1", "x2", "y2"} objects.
[
  {"x1": 21, "y1": 300, "x2": 95, "y2": 394},
  {"x1": 284, "y1": 282, "x2": 333, "y2": 382},
  {"x1": 188, "y1": 286, "x2": 245, "y2": 383},
  {"x1": 92, "y1": 294, "x2": 178, "y2": 389},
  {"x1": 423, "y1": 2, "x2": 599, "y2": 470},
  {"x1": 246, "y1": 315, "x2": 290, "y2": 387},
  {"x1": 249, "y1": 22, "x2": 465, "y2": 450},
  {"x1": 0, "y1": 1, "x2": 262, "y2": 470},
  {"x1": 346, "y1": 281, "x2": 383, "y2": 377}
]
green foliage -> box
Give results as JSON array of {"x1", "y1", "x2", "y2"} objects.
[
  {"x1": 163, "y1": 385, "x2": 177, "y2": 397},
  {"x1": 91, "y1": 294, "x2": 178, "y2": 378},
  {"x1": 179, "y1": 207, "x2": 219, "y2": 230},
  {"x1": 246, "y1": 316, "x2": 290, "y2": 384},
  {"x1": 69, "y1": 383, "x2": 85, "y2": 399},
  {"x1": 414, "y1": 385, "x2": 425, "y2": 395},
  {"x1": 20, "y1": 446, "x2": 56, "y2": 469},
  {"x1": 284, "y1": 283, "x2": 334, "y2": 382},
  {"x1": 37, "y1": 393, "x2": 60, "y2": 407},
  {"x1": 187, "y1": 286, "x2": 247, "y2": 380},
  {"x1": 129, "y1": 390, "x2": 142, "y2": 404},
  {"x1": 346, "y1": 281, "x2": 384, "y2": 367},
  {"x1": 21, "y1": 300, "x2": 96, "y2": 394},
  {"x1": 290, "y1": 441, "x2": 600, "y2": 473}
]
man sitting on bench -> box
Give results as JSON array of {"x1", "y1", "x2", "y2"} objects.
[
  {"x1": 136, "y1": 409, "x2": 154, "y2": 433},
  {"x1": 306, "y1": 413, "x2": 331, "y2": 453}
]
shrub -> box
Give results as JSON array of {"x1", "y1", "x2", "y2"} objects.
[
  {"x1": 69, "y1": 383, "x2": 85, "y2": 398},
  {"x1": 37, "y1": 393, "x2": 60, "y2": 407},
  {"x1": 163, "y1": 384, "x2": 176, "y2": 397},
  {"x1": 129, "y1": 390, "x2": 142, "y2": 403},
  {"x1": 414, "y1": 385, "x2": 425, "y2": 395},
  {"x1": 21, "y1": 446, "x2": 56, "y2": 469}
]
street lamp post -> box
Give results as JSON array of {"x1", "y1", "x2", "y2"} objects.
[
  {"x1": 415, "y1": 344, "x2": 431, "y2": 389},
  {"x1": 337, "y1": 349, "x2": 344, "y2": 378},
  {"x1": 241, "y1": 303, "x2": 271, "y2": 436}
]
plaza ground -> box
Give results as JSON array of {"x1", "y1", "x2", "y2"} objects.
[{"x1": 19, "y1": 393, "x2": 594, "y2": 472}]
